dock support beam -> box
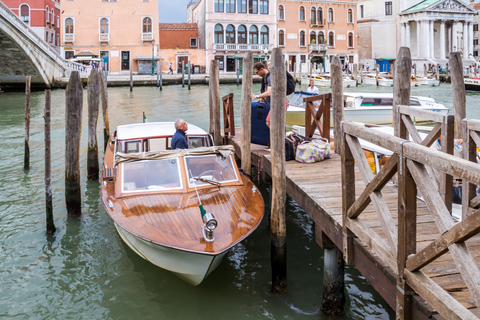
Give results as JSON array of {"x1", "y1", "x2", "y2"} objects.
[
  {"x1": 241, "y1": 52, "x2": 253, "y2": 175},
  {"x1": 24, "y1": 76, "x2": 31, "y2": 170},
  {"x1": 393, "y1": 47, "x2": 412, "y2": 137},
  {"x1": 270, "y1": 48, "x2": 287, "y2": 294},
  {"x1": 100, "y1": 71, "x2": 109, "y2": 151},
  {"x1": 331, "y1": 56, "x2": 344, "y2": 154},
  {"x1": 44, "y1": 89, "x2": 56, "y2": 234},
  {"x1": 209, "y1": 60, "x2": 222, "y2": 146},
  {"x1": 449, "y1": 52, "x2": 466, "y2": 140},
  {"x1": 87, "y1": 69, "x2": 100, "y2": 181}
]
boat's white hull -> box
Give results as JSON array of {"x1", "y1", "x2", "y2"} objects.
[
  {"x1": 362, "y1": 77, "x2": 377, "y2": 85},
  {"x1": 114, "y1": 223, "x2": 227, "y2": 286},
  {"x1": 378, "y1": 79, "x2": 393, "y2": 87},
  {"x1": 415, "y1": 78, "x2": 440, "y2": 86},
  {"x1": 302, "y1": 78, "x2": 356, "y2": 88}
]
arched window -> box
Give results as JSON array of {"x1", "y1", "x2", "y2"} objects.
[
  {"x1": 249, "y1": 25, "x2": 258, "y2": 44},
  {"x1": 238, "y1": 25, "x2": 247, "y2": 44},
  {"x1": 328, "y1": 8, "x2": 334, "y2": 22},
  {"x1": 279, "y1": 30, "x2": 284, "y2": 46},
  {"x1": 65, "y1": 18, "x2": 74, "y2": 34},
  {"x1": 51, "y1": 9, "x2": 54, "y2": 25},
  {"x1": 318, "y1": 31, "x2": 324, "y2": 44},
  {"x1": 100, "y1": 18, "x2": 109, "y2": 34},
  {"x1": 143, "y1": 17, "x2": 152, "y2": 33},
  {"x1": 299, "y1": 6, "x2": 305, "y2": 21},
  {"x1": 300, "y1": 30, "x2": 305, "y2": 46},
  {"x1": 215, "y1": 0, "x2": 224, "y2": 12},
  {"x1": 226, "y1": 24, "x2": 235, "y2": 43},
  {"x1": 214, "y1": 24, "x2": 223, "y2": 43},
  {"x1": 310, "y1": 31, "x2": 316, "y2": 44},
  {"x1": 328, "y1": 31, "x2": 334, "y2": 46},
  {"x1": 317, "y1": 7, "x2": 323, "y2": 25},
  {"x1": 20, "y1": 4, "x2": 30, "y2": 23},
  {"x1": 46, "y1": 6, "x2": 49, "y2": 23},
  {"x1": 259, "y1": 0, "x2": 268, "y2": 14},
  {"x1": 249, "y1": 0, "x2": 258, "y2": 14},
  {"x1": 278, "y1": 5, "x2": 284, "y2": 20},
  {"x1": 310, "y1": 7, "x2": 316, "y2": 24},
  {"x1": 348, "y1": 32, "x2": 354, "y2": 47},
  {"x1": 226, "y1": 0, "x2": 235, "y2": 13},
  {"x1": 260, "y1": 25, "x2": 269, "y2": 44},
  {"x1": 348, "y1": 9, "x2": 353, "y2": 23},
  {"x1": 237, "y1": 0, "x2": 246, "y2": 13}
]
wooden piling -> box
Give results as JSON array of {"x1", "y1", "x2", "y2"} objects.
[
  {"x1": 236, "y1": 59, "x2": 240, "y2": 86},
  {"x1": 44, "y1": 89, "x2": 56, "y2": 234},
  {"x1": 87, "y1": 69, "x2": 100, "y2": 181},
  {"x1": 424, "y1": 64, "x2": 427, "y2": 77},
  {"x1": 270, "y1": 47, "x2": 287, "y2": 294},
  {"x1": 24, "y1": 76, "x2": 31, "y2": 170},
  {"x1": 318, "y1": 230, "x2": 345, "y2": 315},
  {"x1": 331, "y1": 56, "x2": 344, "y2": 154},
  {"x1": 241, "y1": 52, "x2": 253, "y2": 176},
  {"x1": 393, "y1": 47, "x2": 412, "y2": 137},
  {"x1": 160, "y1": 59, "x2": 163, "y2": 91},
  {"x1": 156, "y1": 61, "x2": 160, "y2": 87},
  {"x1": 209, "y1": 60, "x2": 222, "y2": 146},
  {"x1": 100, "y1": 71, "x2": 109, "y2": 151},
  {"x1": 375, "y1": 65, "x2": 379, "y2": 86},
  {"x1": 353, "y1": 63, "x2": 358, "y2": 84},
  {"x1": 182, "y1": 61, "x2": 185, "y2": 87},
  {"x1": 65, "y1": 71, "x2": 83, "y2": 216},
  {"x1": 188, "y1": 61, "x2": 191, "y2": 90},
  {"x1": 130, "y1": 66, "x2": 133, "y2": 91},
  {"x1": 449, "y1": 52, "x2": 466, "y2": 139}
]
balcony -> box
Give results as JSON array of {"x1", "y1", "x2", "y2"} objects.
[
  {"x1": 309, "y1": 43, "x2": 328, "y2": 52},
  {"x1": 99, "y1": 33, "x2": 109, "y2": 43},
  {"x1": 142, "y1": 32, "x2": 153, "y2": 41},
  {"x1": 64, "y1": 33, "x2": 74, "y2": 43},
  {"x1": 213, "y1": 43, "x2": 274, "y2": 52}
]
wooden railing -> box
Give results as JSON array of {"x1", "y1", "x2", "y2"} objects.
[
  {"x1": 341, "y1": 108, "x2": 480, "y2": 319},
  {"x1": 463, "y1": 119, "x2": 480, "y2": 220},
  {"x1": 222, "y1": 93, "x2": 235, "y2": 145},
  {"x1": 304, "y1": 93, "x2": 331, "y2": 141}
]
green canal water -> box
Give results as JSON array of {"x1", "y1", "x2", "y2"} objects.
[{"x1": 1, "y1": 82, "x2": 478, "y2": 319}]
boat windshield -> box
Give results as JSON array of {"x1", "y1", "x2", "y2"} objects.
[
  {"x1": 122, "y1": 158, "x2": 182, "y2": 192},
  {"x1": 185, "y1": 154, "x2": 238, "y2": 187},
  {"x1": 288, "y1": 92, "x2": 320, "y2": 108},
  {"x1": 345, "y1": 96, "x2": 356, "y2": 109}
]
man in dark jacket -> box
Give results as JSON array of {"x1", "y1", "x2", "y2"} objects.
[{"x1": 171, "y1": 119, "x2": 188, "y2": 149}]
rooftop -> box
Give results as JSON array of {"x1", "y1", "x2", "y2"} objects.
[{"x1": 117, "y1": 122, "x2": 208, "y2": 140}]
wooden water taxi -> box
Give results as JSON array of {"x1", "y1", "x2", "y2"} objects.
[{"x1": 101, "y1": 122, "x2": 265, "y2": 285}]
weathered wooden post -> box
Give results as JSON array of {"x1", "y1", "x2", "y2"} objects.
[
  {"x1": 156, "y1": 61, "x2": 160, "y2": 87},
  {"x1": 24, "y1": 76, "x2": 31, "y2": 170},
  {"x1": 236, "y1": 59, "x2": 240, "y2": 86},
  {"x1": 424, "y1": 63, "x2": 427, "y2": 77},
  {"x1": 188, "y1": 60, "x2": 191, "y2": 90},
  {"x1": 65, "y1": 71, "x2": 83, "y2": 216},
  {"x1": 331, "y1": 56, "x2": 344, "y2": 154},
  {"x1": 87, "y1": 69, "x2": 100, "y2": 181},
  {"x1": 318, "y1": 229, "x2": 345, "y2": 315},
  {"x1": 270, "y1": 47, "x2": 287, "y2": 294},
  {"x1": 130, "y1": 65, "x2": 133, "y2": 91},
  {"x1": 353, "y1": 63, "x2": 358, "y2": 84},
  {"x1": 100, "y1": 71, "x2": 109, "y2": 151},
  {"x1": 450, "y1": 52, "x2": 466, "y2": 139},
  {"x1": 241, "y1": 52, "x2": 253, "y2": 176},
  {"x1": 393, "y1": 47, "x2": 412, "y2": 136},
  {"x1": 436, "y1": 63, "x2": 440, "y2": 80},
  {"x1": 375, "y1": 65, "x2": 379, "y2": 86},
  {"x1": 209, "y1": 60, "x2": 222, "y2": 146},
  {"x1": 44, "y1": 89, "x2": 56, "y2": 234},
  {"x1": 182, "y1": 61, "x2": 185, "y2": 88},
  {"x1": 293, "y1": 62, "x2": 297, "y2": 83},
  {"x1": 360, "y1": 63, "x2": 363, "y2": 84},
  {"x1": 160, "y1": 59, "x2": 163, "y2": 91},
  {"x1": 413, "y1": 63, "x2": 417, "y2": 77}
]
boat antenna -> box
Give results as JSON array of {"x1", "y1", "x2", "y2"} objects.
[{"x1": 189, "y1": 169, "x2": 217, "y2": 241}]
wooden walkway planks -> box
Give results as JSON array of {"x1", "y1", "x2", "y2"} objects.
[{"x1": 228, "y1": 130, "x2": 480, "y2": 318}]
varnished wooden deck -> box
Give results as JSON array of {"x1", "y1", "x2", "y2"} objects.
[{"x1": 228, "y1": 130, "x2": 480, "y2": 319}]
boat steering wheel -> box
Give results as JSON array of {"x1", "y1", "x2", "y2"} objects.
[{"x1": 197, "y1": 170, "x2": 222, "y2": 181}]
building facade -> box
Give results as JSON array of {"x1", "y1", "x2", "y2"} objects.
[
  {"x1": 4, "y1": 0, "x2": 61, "y2": 52},
  {"x1": 188, "y1": 0, "x2": 276, "y2": 73},
  {"x1": 278, "y1": 0, "x2": 358, "y2": 73},
  {"x1": 61, "y1": 0, "x2": 159, "y2": 74}
]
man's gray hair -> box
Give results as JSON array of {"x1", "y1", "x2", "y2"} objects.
[{"x1": 174, "y1": 119, "x2": 184, "y2": 130}]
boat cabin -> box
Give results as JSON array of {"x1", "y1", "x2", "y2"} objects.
[{"x1": 344, "y1": 93, "x2": 440, "y2": 109}]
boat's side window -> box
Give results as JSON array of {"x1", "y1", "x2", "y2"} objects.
[
  {"x1": 188, "y1": 136, "x2": 209, "y2": 148},
  {"x1": 379, "y1": 98, "x2": 393, "y2": 105},
  {"x1": 147, "y1": 138, "x2": 167, "y2": 151},
  {"x1": 409, "y1": 99, "x2": 421, "y2": 106},
  {"x1": 125, "y1": 140, "x2": 142, "y2": 153},
  {"x1": 360, "y1": 98, "x2": 376, "y2": 106}
]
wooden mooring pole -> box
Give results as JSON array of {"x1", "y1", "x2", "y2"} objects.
[
  {"x1": 241, "y1": 52, "x2": 253, "y2": 176},
  {"x1": 188, "y1": 60, "x2": 191, "y2": 90},
  {"x1": 331, "y1": 56, "x2": 344, "y2": 154},
  {"x1": 44, "y1": 89, "x2": 56, "y2": 234},
  {"x1": 87, "y1": 69, "x2": 100, "y2": 181},
  {"x1": 236, "y1": 59, "x2": 240, "y2": 86},
  {"x1": 65, "y1": 71, "x2": 83, "y2": 216},
  {"x1": 100, "y1": 71, "x2": 109, "y2": 151},
  {"x1": 182, "y1": 61, "x2": 185, "y2": 88},
  {"x1": 270, "y1": 47, "x2": 287, "y2": 294},
  {"x1": 209, "y1": 60, "x2": 222, "y2": 146},
  {"x1": 130, "y1": 66, "x2": 133, "y2": 91},
  {"x1": 160, "y1": 59, "x2": 163, "y2": 91},
  {"x1": 449, "y1": 52, "x2": 466, "y2": 140},
  {"x1": 24, "y1": 76, "x2": 31, "y2": 170},
  {"x1": 393, "y1": 47, "x2": 412, "y2": 136}
]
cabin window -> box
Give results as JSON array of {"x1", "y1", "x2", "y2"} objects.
[
  {"x1": 117, "y1": 139, "x2": 142, "y2": 154},
  {"x1": 409, "y1": 99, "x2": 421, "y2": 106},
  {"x1": 122, "y1": 158, "x2": 182, "y2": 192},
  {"x1": 187, "y1": 136, "x2": 210, "y2": 149},
  {"x1": 146, "y1": 138, "x2": 167, "y2": 151},
  {"x1": 360, "y1": 98, "x2": 393, "y2": 106},
  {"x1": 185, "y1": 154, "x2": 238, "y2": 188}
]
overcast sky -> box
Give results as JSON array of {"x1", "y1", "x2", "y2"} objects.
[{"x1": 159, "y1": 1, "x2": 192, "y2": 23}]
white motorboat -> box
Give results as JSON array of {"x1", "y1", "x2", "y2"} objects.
[
  {"x1": 302, "y1": 74, "x2": 356, "y2": 88},
  {"x1": 413, "y1": 76, "x2": 440, "y2": 86}
]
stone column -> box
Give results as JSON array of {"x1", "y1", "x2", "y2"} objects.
[
  {"x1": 430, "y1": 20, "x2": 435, "y2": 58},
  {"x1": 464, "y1": 21, "x2": 468, "y2": 55},
  {"x1": 440, "y1": 20, "x2": 446, "y2": 59},
  {"x1": 416, "y1": 20, "x2": 421, "y2": 57},
  {"x1": 406, "y1": 21, "x2": 411, "y2": 48},
  {"x1": 452, "y1": 20, "x2": 458, "y2": 52},
  {"x1": 469, "y1": 21, "x2": 474, "y2": 57},
  {"x1": 401, "y1": 23, "x2": 406, "y2": 47},
  {"x1": 424, "y1": 20, "x2": 430, "y2": 58}
]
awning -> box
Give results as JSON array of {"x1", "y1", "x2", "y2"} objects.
[
  {"x1": 134, "y1": 56, "x2": 162, "y2": 61},
  {"x1": 227, "y1": 55, "x2": 244, "y2": 59},
  {"x1": 377, "y1": 58, "x2": 396, "y2": 61}
]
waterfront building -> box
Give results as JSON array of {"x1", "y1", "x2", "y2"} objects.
[
  {"x1": 60, "y1": 0, "x2": 159, "y2": 74},
  {"x1": 158, "y1": 23, "x2": 205, "y2": 73},
  {"x1": 3, "y1": 0, "x2": 61, "y2": 52},
  {"x1": 357, "y1": 0, "x2": 476, "y2": 71},
  {"x1": 188, "y1": 0, "x2": 276, "y2": 73},
  {"x1": 278, "y1": 0, "x2": 358, "y2": 73},
  {"x1": 473, "y1": 2, "x2": 480, "y2": 62}
]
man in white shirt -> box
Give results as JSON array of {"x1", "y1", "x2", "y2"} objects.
[{"x1": 306, "y1": 79, "x2": 319, "y2": 95}]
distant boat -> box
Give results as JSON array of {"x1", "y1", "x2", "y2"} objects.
[
  {"x1": 101, "y1": 122, "x2": 265, "y2": 285},
  {"x1": 413, "y1": 76, "x2": 440, "y2": 86},
  {"x1": 286, "y1": 92, "x2": 448, "y2": 127},
  {"x1": 465, "y1": 77, "x2": 480, "y2": 91},
  {"x1": 302, "y1": 74, "x2": 356, "y2": 88}
]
